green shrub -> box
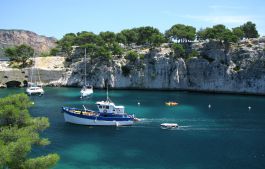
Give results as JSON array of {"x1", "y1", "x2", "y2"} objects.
[
  {"x1": 185, "y1": 55, "x2": 194, "y2": 62},
  {"x1": 139, "y1": 54, "x2": 145, "y2": 60},
  {"x1": 125, "y1": 51, "x2": 139, "y2": 62},
  {"x1": 40, "y1": 52, "x2": 50, "y2": 57},
  {"x1": 188, "y1": 50, "x2": 199, "y2": 57},
  {"x1": 95, "y1": 46, "x2": 112, "y2": 61},
  {"x1": 171, "y1": 43, "x2": 185, "y2": 58},
  {"x1": 111, "y1": 42, "x2": 124, "y2": 56},
  {"x1": 233, "y1": 65, "x2": 240, "y2": 72},
  {"x1": 50, "y1": 47, "x2": 60, "y2": 56}
]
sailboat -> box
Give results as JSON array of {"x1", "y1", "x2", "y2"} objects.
[
  {"x1": 26, "y1": 52, "x2": 44, "y2": 95},
  {"x1": 80, "y1": 48, "x2": 93, "y2": 98}
]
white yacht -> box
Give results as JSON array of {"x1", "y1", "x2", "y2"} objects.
[
  {"x1": 26, "y1": 53, "x2": 44, "y2": 96},
  {"x1": 26, "y1": 85, "x2": 44, "y2": 95},
  {"x1": 80, "y1": 48, "x2": 93, "y2": 98},
  {"x1": 80, "y1": 85, "x2": 93, "y2": 98}
]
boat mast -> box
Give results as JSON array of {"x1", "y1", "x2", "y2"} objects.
[
  {"x1": 36, "y1": 52, "x2": 42, "y2": 87},
  {"x1": 84, "y1": 48, "x2": 87, "y2": 86},
  {"x1": 30, "y1": 51, "x2": 35, "y2": 85}
]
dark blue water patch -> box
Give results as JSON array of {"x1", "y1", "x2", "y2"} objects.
[{"x1": 1, "y1": 87, "x2": 265, "y2": 169}]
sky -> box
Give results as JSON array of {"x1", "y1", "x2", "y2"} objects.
[{"x1": 1, "y1": 0, "x2": 264, "y2": 39}]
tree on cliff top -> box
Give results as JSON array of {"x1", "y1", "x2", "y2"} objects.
[
  {"x1": 232, "y1": 27, "x2": 244, "y2": 40},
  {"x1": 117, "y1": 29, "x2": 139, "y2": 45},
  {"x1": 75, "y1": 31, "x2": 102, "y2": 45},
  {"x1": 197, "y1": 25, "x2": 237, "y2": 43},
  {"x1": 57, "y1": 33, "x2": 76, "y2": 57},
  {"x1": 196, "y1": 24, "x2": 238, "y2": 60},
  {"x1": 116, "y1": 27, "x2": 165, "y2": 46},
  {"x1": 165, "y1": 24, "x2": 196, "y2": 43},
  {"x1": 0, "y1": 93, "x2": 59, "y2": 169},
  {"x1": 240, "y1": 21, "x2": 259, "y2": 38},
  {"x1": 99, "y1": 31, "x2": 116, "y2": 44},
  {"x1": 135, "y1": 26, "x2": 164, "y2": 46},
  {"x1": 5, "y1": 44, "x2": 34, "y2": 68}
]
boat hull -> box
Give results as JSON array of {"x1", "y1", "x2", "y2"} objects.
[
  {"x1": 80, "y1": 89, "x2": 93, "y2": 98},
  {"x1": 26, "y1": 88, "x2": 44, "y2": 95}
]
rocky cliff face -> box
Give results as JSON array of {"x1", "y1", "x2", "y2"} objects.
[
  {"x1": 60, "y1": 37, "x2": 265, "y2": 94},
  {"x1": 0, "y1": 29, "x2": 57, "y2": 56},
  {"x1": 1, "y1": 37, "x2": 265, "y2": 94}
]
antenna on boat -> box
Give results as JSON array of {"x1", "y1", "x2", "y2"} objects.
[
  {"x1": 106, "y1": 84, "x2": 109, "y2": 101},
  {"x1": 82, "y1": 105, "x2": 87, "y2": 111}
]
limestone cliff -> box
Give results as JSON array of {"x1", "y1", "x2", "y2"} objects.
[
  {"x1": 60, "y1": 37, "x2": 265, "y2": 94},
  {"x1": 0, "y1": 29, "x2": 57, "y2": 57},
  {"x1": 1, "y1": 37, "x2": 265, "y2": 95}
]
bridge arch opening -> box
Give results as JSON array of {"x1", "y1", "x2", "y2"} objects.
[{"x1": 5, "y1": 81, "x2": 22, "y2": 88}]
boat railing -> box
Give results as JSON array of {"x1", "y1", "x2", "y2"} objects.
[{"x1": 70, "y1": 109, "x2": 97, "y2": 116}]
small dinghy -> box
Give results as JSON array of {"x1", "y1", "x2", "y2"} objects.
[
  {"x1": 160, "y1": 123, "x2": 178, "y2": 129},
  {"x1": 165, "y1": 102, "x2": 178, "y2": 106}
]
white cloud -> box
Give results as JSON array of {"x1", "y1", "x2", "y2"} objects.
[
  {"x1": 208, "y1": 5, "x2": 246, "y2": 10},
  {"x1": 183, "y1": 15, "x2": 252, "y2": 24}
]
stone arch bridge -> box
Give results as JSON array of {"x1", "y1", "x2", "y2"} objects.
[
  {"x1": 0, "y1": 68, "x2": 67, "y2": 88},
  {"x1": 0, "y1": 69, "x2": 29, "y2": 87}
]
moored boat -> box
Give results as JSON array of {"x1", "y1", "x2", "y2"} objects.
[
  {"x1": 26, "y1": 52, "x2": 44, "y2": 96},
  {"x1": 26, "y1": 85, "x2": 44, "y2": 95},
  {"x1": 80, "y1": 48, "x2": 93, "y2": 98},
  {"x1": 62, "y1": 96, "x2": 138, "y2": 126},
  {"x1": 80, "y1": 85, "x2": 93, "y2": 98}
]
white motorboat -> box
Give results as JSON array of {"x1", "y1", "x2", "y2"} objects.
[
  {"x1": 160, "y1": 123, "x2": 178, "y2": 129},
  {"x1": 62, "y1": 90, "x2": 138, "y2": 126}
]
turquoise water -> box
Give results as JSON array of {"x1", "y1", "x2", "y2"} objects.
[{"x1": 1, "y1": 87, "x2": 265, "y2": 169}]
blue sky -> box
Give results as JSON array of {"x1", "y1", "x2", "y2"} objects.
[{"x1": 1, "y1": 0, "x2": 264, "y2": 39}]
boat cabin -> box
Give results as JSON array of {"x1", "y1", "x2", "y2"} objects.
[
  {"x1": 96, "y1": 101, "x2": 125, "y2": 114},
  {"x1": 82, "y1": 85, "x2": 93, "y2": 90}
]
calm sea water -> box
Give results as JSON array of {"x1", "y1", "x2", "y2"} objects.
[{"x1": 1, "y1": 87, "x2": 265, "y2": 169}]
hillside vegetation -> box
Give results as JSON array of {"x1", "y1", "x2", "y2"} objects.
[{"x1": 52, "y1": 21, "x2": 259, "y2": 62}]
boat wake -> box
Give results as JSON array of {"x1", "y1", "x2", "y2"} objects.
[{"x1": 129, "y1": 118, "x2": 265, "y2": 132}]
